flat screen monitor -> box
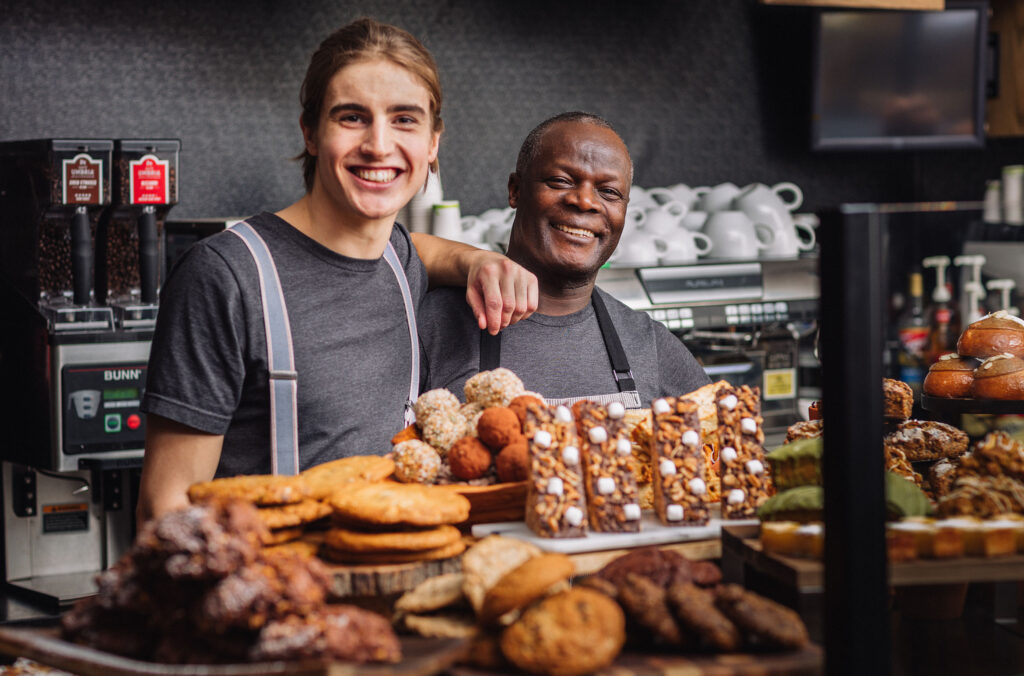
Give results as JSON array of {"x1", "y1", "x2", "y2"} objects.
[{"x1": 811, "y1": 2, "x2": 988, "y2": 151}]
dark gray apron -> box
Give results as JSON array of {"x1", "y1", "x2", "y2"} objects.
[{"x1": 479, "y1": 291, "x2": 643, "y2": 409}]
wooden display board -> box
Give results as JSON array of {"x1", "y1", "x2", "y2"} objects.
[{"x1": 723, "y1": 524, "x2": 1024, "y2": 592}]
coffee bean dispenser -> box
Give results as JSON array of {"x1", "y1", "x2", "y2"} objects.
[
  {"x1": 97, "y1": 139, "x2": 179, "y2": 327},
  {"x1": 0, "y1": 138, "x2": 171, "y2": 609}
]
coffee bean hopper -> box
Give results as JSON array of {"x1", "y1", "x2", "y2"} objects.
[{"x1": 0, "y1": 138, "x2": 177, "y2": 611}]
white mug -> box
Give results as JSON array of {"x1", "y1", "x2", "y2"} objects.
[
  {"x1": 681, "y1": 210, "x2": 709, "y2": 231},
  {"x1": 628, "y1": 185, "x2": 658, "y2": 209},
  {"x1": 702, "y1": 210, "x2": 775, "y2": 260},
  {"x1": 459, "y1": 215, "x2": 490, "y2": 248},
  {"x1": 431, "y1": 201, "x2": 462, "y2": 240},
  {"x1": 697, "y1": 182, "x2": 743, "y2": 213},
  {"x1": 733, "y1": 184, "x2": 814, "y2": 258},
  {"x1": 767, "y1": 181, "x2": 803, "y2": 211},
  {"x1": 643, "y1": 200, "x2": 687, "y2": 237},
  {"x1": 656, "y1": 230, "x2": 713, "y2": 265},
  {"x1": 607, "y1": 230, "x2": 661, "y2": 268},
  {"x1": 650, "y1": 184, "x2": 710, "y2": 210}
]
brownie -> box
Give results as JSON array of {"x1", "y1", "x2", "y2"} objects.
[
  {"x1": 576, "y1": 401, "x2": 642, "y2": 532},
  {"x1": 594, "y1": 547, "x2": 691, "y2": 590},
  {"x1": 650, "y1": 396, "x2": 709, "y2": 526},
  {"x1": 522, "y1": 403, "x2": 589, "y2": 538}
]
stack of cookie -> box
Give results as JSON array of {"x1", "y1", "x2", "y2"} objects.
[
  {"x1": 187, "y1": 455, "x2": 398, "y2": 548},
  {"x1": 320, "y1": 481, "x2": 471, "y2": 565},
  {"x1": 187, "y1": 474, "x2": 329, "y2": 546},
  {"x1": 392, "y1": 535, "x2": 626, "y2": 676}
]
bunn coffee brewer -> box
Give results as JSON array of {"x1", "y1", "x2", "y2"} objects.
[{"x1": 0, "y1": 138, "x2": 177, "y2": 610}]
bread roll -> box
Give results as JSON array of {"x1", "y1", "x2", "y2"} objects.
[
  {"x1": 957, "y1": 310, "x2": 1024, "y2": 359},
  {"x1": 972, "y1": 353, "x2": 1024, "y2": 400},
  {"x1": 923, "y1": 354, "x2": 979, "y2": 398}
]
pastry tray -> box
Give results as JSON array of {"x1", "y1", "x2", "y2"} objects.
[
  {"x1": 472, "y1": 511, "x2": 758, "y2": 554},
  {"x1": 723, "y1": 524, "x2": 1024, "y2": 592},
  {"x1": 921, "y1": 394, "x2": 1024, "y2": 415}
]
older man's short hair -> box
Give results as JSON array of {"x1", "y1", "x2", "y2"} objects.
[{"x1": 514, "y1": 111, "x2": 630, "y2": 179}]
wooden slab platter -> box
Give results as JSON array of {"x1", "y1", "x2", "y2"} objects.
[
  {"x1": 450, "y1": 643, "x2": 823, "y2": 676},
  {"x1": 443, "y1": 481, "x2": 527, "y2": 525},
  {"x1": 0, "y1": 626, "x2": 469, "y2": 676}
]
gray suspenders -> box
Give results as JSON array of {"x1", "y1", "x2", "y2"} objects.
[{"x1": 228, "y1": 221, "x2": 419, "y2": 475}]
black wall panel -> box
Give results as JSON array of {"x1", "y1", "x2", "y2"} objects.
[{"x1": 2, "y1": 0, "x2": 1021, "y2": 219}]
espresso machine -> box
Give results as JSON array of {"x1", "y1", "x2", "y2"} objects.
[
  {"x1": 597, "y1": 256, "x2": 820, "y2": 447},
  {"x1": 0, "y1": 138, "x2": 178, "y2": 609}
]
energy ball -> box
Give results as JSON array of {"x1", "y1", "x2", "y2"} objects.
[
  {"x1": 420, "y1": 409, "x2": 470, "y2": 455},
  {"x1": 413, "y1": 388, "x2": 460, "y2": 425},
  {"x1": 449, "y1": 437, "x2": 492, "y2": 480},
  {"x1": 392, "y1": 440, "x2": 442, "y2": 484},
  {"x1": 477, "y1": 407, "x2": 524, "y2": 451},
  {"x1": 508, "y1": 393, "x2": 545, "y2": 426},
  {"x1": 464, "y1": 368, "x2": 525, "y2": 408},
  {"x1": 496, "y1": 439, "x2": 530, "y2": 482},
  {"x1": 459, "y1": 401, "x2": 484, "y2": 436}
]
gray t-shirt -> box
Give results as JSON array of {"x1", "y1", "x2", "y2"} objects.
[
  {"x1": 419, "y1": 286, "x2": 709, "y2": 405},
  {"x1": 142, "y1": 212, "x2": 428, "y2": 476}
]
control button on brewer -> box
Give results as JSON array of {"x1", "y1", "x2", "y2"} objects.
[
  {"x1": 126, "y1": 414, "x2": 142, "y2": 430},
  {"x1": 738, "y1": 304, "x2": 750, "y2": 314},
  {"x1": 725, "y1": 305, "x2": 737, "y2": 315},
  {"x1": 680, "y1": 308, "x2": 693, "y2": 318},
  {"x1": 104, "y1": 414, "x2": 122, "y2": 433},
  {"x1": 653, "y1": 309, "x2": 668, "y2": 320},
  {"x1": 668, "y1": 319, "x2": 682, "y2": 329},
  {"x1": 667, "y1": 308, "x2": 680, "y2": 319},
  {"x1": 682, "y1": 319, "x2": 694, "y2": 329},
  {"x1": 775, "y1": 301, "x2": 788, "y2": 313}
]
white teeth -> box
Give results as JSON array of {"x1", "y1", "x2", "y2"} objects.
[
  {"x1": 354, "y1": 168, "x2": 397, "y2": 183},
  {"x1": 554, "y1": 224, "x2": 594, "y2": 238}
]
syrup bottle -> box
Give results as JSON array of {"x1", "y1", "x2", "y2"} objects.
[{"x1": 896, "y1": 271, "x2": 928, "y2": 399}]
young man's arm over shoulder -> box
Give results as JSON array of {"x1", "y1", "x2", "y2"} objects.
[{"x1": 411, "y1": 233, "x2": 538, "y2": 335}]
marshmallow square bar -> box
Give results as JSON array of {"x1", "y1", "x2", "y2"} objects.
[
  {"x1": 576, "y1": 401, "x2": 641, "y2": 533},
  {"x1": 648, "y1": 395, "x2": 710, "y2": 526},
  {"x1": 716, "y1": 384, "x2": 769, "y2": 520},
  {"x1": 523, "y1": 403, "x2": 588, "y2": 538}
]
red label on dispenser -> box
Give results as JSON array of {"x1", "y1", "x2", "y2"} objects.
[
  {"x1": 130, "y1": 154, "x2": 169, "y2": 204},
  {"x1": 62, "y1": 154, "x2": 102, "y2": 205}
]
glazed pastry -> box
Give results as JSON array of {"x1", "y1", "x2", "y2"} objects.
[
  {"x1": 957, "y1": 310, "x2": 1024, "y2": 359},
  {"x1": 923, "y1": 354, "x2": 979, "y2": 398},
  {"x1": 972, "y1": 353, "x2": 1024, "y2": 400}
]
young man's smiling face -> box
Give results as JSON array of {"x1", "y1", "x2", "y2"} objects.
[
  {"x1": 507, "y1": 121, "x2": 631, "y2": 283},
  {"x1": 303, "y1": 57, "x2": 440, "y2": 228}
]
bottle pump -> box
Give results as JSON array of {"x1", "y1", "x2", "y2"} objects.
[
  {"x1": 986, "y1": 279, "x2": 1019, "y2": 316},
  {"x1": 954, "y1": 254, "x2": 987, "y2": 324}
]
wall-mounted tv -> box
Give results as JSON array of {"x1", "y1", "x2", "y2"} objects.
[{"x1": 811, "y1": 2, "x2": 988, "y2": 151}]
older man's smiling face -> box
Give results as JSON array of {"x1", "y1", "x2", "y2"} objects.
[{"x1": 507, "y1": 121, "x2": 631, "y2": 282}]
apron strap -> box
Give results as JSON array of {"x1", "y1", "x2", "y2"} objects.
[
  {"x1": 590, "y1": 290, "x2": 637, "y2": 393},
  {"x1": 382, "y1": 242, "x2": 420, "y2": 427},
  {"x1": 228, "y1": 221, "x2": 299, "y2": 476},
  {"x1": 476, "y1": 290, "x2": 640, "y2": 405},
  {"x1": 479, "y1": 329, "x2": 501, "y2": 372}
]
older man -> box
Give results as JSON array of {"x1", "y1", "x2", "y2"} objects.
[{"x1": 419, "y1": 112, "x2": 708, "y2": 408}]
